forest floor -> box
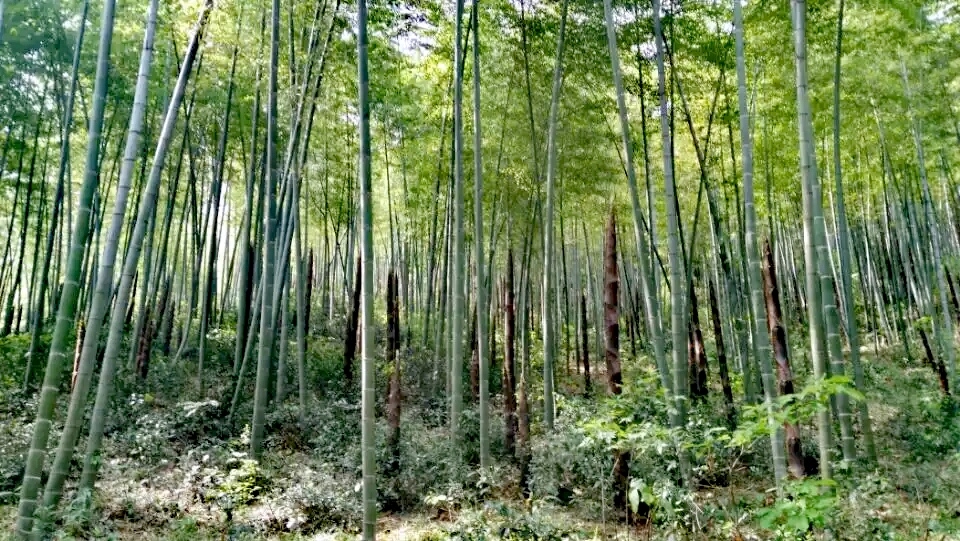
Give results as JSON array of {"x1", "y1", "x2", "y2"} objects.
[{"x1": 1, "y1": 324, "x2": 960, "y2": 540}]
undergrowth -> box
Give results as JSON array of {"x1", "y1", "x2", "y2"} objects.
[{"x1": 1, "y1": 327, "x2": 959, "y2": 540}]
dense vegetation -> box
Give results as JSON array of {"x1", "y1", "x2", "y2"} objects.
[{"x1": 1, "y1": 0, "x2": 960, "y2": 538}]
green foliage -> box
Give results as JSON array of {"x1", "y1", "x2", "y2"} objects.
[
  {"x1": 574, "y1": 367, "x2": 875, "y2": 535},
  {"x1": 626, "y1": 476, "x2": 697, "y2": 533},
  {"x1": 448, "y1": 503, "x2": 589, "y2": 541},
  {"x1": 254, "y1": 463, "x2": 362, "y2": 534},
  {"x1": 215, "y1": 455, "x2": 267, "y2": 506},
  {"x1": 0, "y1": 0, "x2": 952, "y2": 530},
  {"x1": 579, "y1": 366, "x2": 672, "y2": 452},
  {"x1": 305, "y1": 335, "x2": 348, "y2": 396},
  {"x1": 889, "y1": 392, "x2": 960, "y2": 460},
  {"x1": 0, "y1": 334, "x2": 32, "y2": 391},
  {"x1": 729, "y1": 375, "x2": 864, "y2": 447},
  {"x1": 826, "y1": 472, "x2": 902, "y2": 540},
  {"x1": 263, "y1": 404, "x2": 309, "y2": 451},
  {"x1": 755, "y1": 478, "x2": 837, "y2": 539},
  {"x1": 166, "y1": 517, "x2": 202, "y2": 541},
  {"x1": 26, "y1": 488, "x2": 121, "y2": 541},
  {"x1": 2, "y1": 329, "x2": 960, "y2": 540},
  {"x1": 578, "y1": 367, "x2": 688, "y2": 504},
  {"x1": 56, "y1": 489, "x2": 97, "y2": 539},
  {"x1": 117, "y1": 397, "x2": 226, "y2": 460},
  {"x1": 0, "y1": 390, "x2": 33, "y2": 497},
  {"x1": 389, "y1": 405, "x2": 510, "y2": 512},
  {"x1": 529, "y1": 396, "x2": 611, "y2": 508}
]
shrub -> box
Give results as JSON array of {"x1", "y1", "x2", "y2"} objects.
[
  {"x1": 116, "y1": 399, "x2": 226, "y2": 461},
  {"x1": 448, "y1": 503, "x2": 589, "y2": 541},
  {"x1": 756, "y1": 478, "x2": 836, "y2": 539},
  {"x1": 249, "y1": 463, "x2": 361, "y2": 534}
]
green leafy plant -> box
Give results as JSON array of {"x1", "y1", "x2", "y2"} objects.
[
  {"x1": 756, "y1": 478, "x2": 837, "y2": 538},
  {"x1": 448, "y1": 503, "x2": 588, "y2": 540},
  {"x1": 730, "y1": 375, "x2": 864, "y2": 447},
  {"x1": 215, "y1": 454, "x2": 267, "y2": 505}
]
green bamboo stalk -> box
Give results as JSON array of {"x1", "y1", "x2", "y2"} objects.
[
  {"x1": 251, "y1": 0, "x2": 281, "y2": 459},
  {"x1": 601, "y1": 0, "x2": 672, "y2": 405},
  {"x1": 902, "y1": 58, "x2": 957, "y2": 395},
  {"x1": 39, "y1": 0, "x2": 160, "y2": 517},
  {"x1": 236, "y1": 9, "x2": 266, "y2": 374},
  {"x1": 471, "y1": 0, "x2": 491, "y2": 467},
  {"x1": 357, "y1": 0, "x2": 377, "y2": 534},
  {"x1": 79, "y1": 0, "x2": 213, "y2": 491},
  {"x1": 733, "y1": 0, "x2": 787, "y2": 486},
  {"x1": 791, "y1": 0, "x2": 834, "y2": 480},
  {"x1": 651, "y1": 0, "x2": 688, "y2": 432},
  {"x1": 24, "y1": 0, "x2": 90, "y2": 386},
  {"x1": 449, "y1": 0, "x2": 466, "y2": 445},
  {"x1": 832, "y1": 0, "x2": 875, "y2": 462},
  {"x1": 199, "y1": 9, "x2": 241, "y2": 395},
  {"x1": 541, "y1": 0, "x2": 567, "y2": 432},
  {"x1": 15, "y1": 0, "x2": 117, "y2": 534}
]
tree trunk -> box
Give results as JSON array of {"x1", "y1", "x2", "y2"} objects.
[
  {"x1": 504, "y1": 251, "x2": 517, "y2": 458},
  {"x1": 539, "y1": 0, "x2": 568, "y2": 433},
  {"x1": 919, "y1": 328, "x2": 950, "y2": 395},
  {"x1": 604, "y1": 210, "x2": 622, "y2": 395},
  {"x1": 345, "y1": 256, "x2": 361, "y2": 385},
  {"x1": 469, "y1": 303, "x2": 479, "y2": 402},
  {"x1": 687, "y1": 281, "x2": 709, "y2": 400},
  {"x1": 198, "y1": 11, "x2": 239, "y2": 394},
  {"x1": 249, "y1": 0, "x2": 282, "y2": 459},
  {"x1": 651, "y1": 0, "x2": 689, "y2": 448},
  {"x1": 386, "y1": 270, "x2": 401, "y2": 476},
  {"x1": 235, "y1": 10, "x2": 266, "y2": 373},
  {"x1": 139, "y1": 276, "x2": 170, "y2": 379},
  {"x1": 902, "y1": 59, "x2": 957, "y2": 397},
  {"x1": 305, "y1": 248, "x2": 314, "y2": 332},
  {"x1": 763, "y1": 240, "x2": 807, "y2": 478},
  {"x1": 707, "y1": 278, "x2": 734, "y2": 426},
  {"x1": 3, "y1": 111, "x2": 42, "y2": 337},
  {"x1": 734, "y1": 0, "x2": 787, "y2": 488},
  {"x1": 449, "y1": 0, "x2": 467, "y2": 446},
  {"x1": 357, "y1": 0, "x2": 377, "y2": 530},
  {"x1": 791, "y1": 0, "x2": 834, "y2": 481},
  {"x1": 517, "y1": 271, "x2": 531, "y2": 495},
  {"x1": 604, "y1": 209, "x2": 632, "y2": 521},
  {"x1": 602, "y1": 0, "x2": 672, "y2": 417},
  {"x1": 471, "y1": 0, "x2": 491, "y2": 467},
  {"x1": 580, "y1": 291, "x2": 591, "y2": 394},
  {"x1": 831, "y1": 0, "x2": 876, "y2": 463}
]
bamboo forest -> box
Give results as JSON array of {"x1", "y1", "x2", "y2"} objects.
[{"x1": 1, "y1": 0, "x2": 960, "y2": 538}]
